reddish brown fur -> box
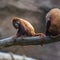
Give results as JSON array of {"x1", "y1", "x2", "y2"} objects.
[
  {"x1": 46, "y1": 8, "x2": 60, "y2": 36},
  {"x1": 12, "y1": 17, "x2": 46, "y2": 39}
]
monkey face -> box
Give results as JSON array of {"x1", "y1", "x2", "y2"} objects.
[
  {"x1": 13, "y1": 20, "x2": 20, "y2": 29},
  {"x1": 12, "y1": 17, "x2": 23, "y2": 29}
]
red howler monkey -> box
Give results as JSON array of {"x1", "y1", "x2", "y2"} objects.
[
  {"x1": 12, "y1": 17, "x2": 46, "y2": 39},
  {"x1": 46, "y1": 8, "x2": 60, "y2": 36}
]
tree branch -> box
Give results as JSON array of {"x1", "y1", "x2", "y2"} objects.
[{"x1": 0, "y1": 35, "x2": 60, "y2": 48}]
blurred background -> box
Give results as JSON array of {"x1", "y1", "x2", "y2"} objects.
[{"x1": 0, "y1": 0, "x2": 60, "y2": 60}]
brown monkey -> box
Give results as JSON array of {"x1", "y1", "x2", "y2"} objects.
[
  {"x1": 12, "y1": 17, "x2": 46, "y2": 44},
  {"x1": 46, "y1": 8, "x2": 60, "y2": 36},
  {"x1": 12, "y1": 17, "x2": 46, "y2": 37}
]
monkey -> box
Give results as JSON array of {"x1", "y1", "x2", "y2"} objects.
[
  {"x1": 46, "y1": 8, "x2": 60, "y2": 37},
  {"x1": 12, "y1": 17, "x2": 46, "y2": 45},
  {"x1": 12, "y1": 17, "x2": 35, "y2": 37}
]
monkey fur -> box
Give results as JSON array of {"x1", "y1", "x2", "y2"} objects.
[
  {"x1": 46, "y1": 8, "x2": 60, "y2": 36},
  {"x1": 12, "y1": 17, "x2": 46, "y2": 39}
]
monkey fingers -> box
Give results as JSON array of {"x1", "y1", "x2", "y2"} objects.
[{"x1": 35, "y1": 33, "x2": 46, "y2": 46}]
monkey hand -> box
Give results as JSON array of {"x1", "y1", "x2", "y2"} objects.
[{"x1": 35, "y1": 33, "x2": 46, "y2": 46}]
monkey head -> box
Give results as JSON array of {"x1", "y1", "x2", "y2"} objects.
[
  {"x1": 46, "y1": 8, "x2": 60, "y2": 36},
  {"x1": 12, "y1": 17, "x2": 23, "y2": 29}
]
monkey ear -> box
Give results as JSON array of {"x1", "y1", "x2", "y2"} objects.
[{"x1": 13, "y1": 21, "x2": 20, "y2": 29}]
